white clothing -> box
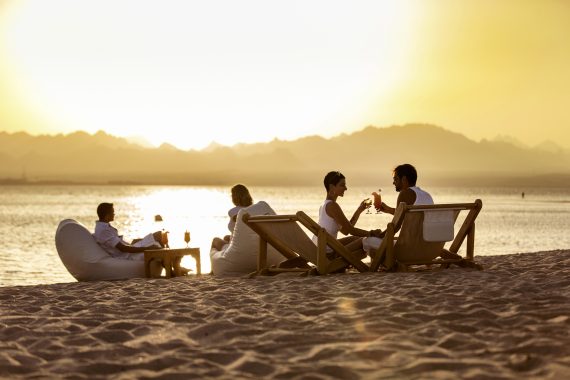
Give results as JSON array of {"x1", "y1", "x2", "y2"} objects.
[
  {"x1": 363, "y1": 187, "x2": 434, "y2": 253},
  {"x1": 93, "y1": 221, "x2": 160, "y2": 261},
  {"x1": 210, "y1": 201, "x2": 282, "y2": 277},
  {"x1": 312, "y1": 200, "x2": 340, "y2": 252},
  {"x1": 228, "y1": 206, "x2": 245, "y2": 233},
  {"x1": 362, "y1": 236, "x2": 382, "y2": 253},
  {"x1": 317, "y1": 200, "x2": 340, "y2": 238},
  {"x1": 410, "y1": 186, "x2": 434, "y2": 206}
]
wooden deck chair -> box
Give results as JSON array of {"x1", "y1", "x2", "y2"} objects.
[
  {"x1": 242, "y1": 211, "x2": 370, "y2": 276},
  {"x1": 369, "y1": 199, "x2": 483, "y2": 272}
]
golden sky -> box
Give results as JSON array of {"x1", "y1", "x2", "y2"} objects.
[{"x1": 0, "y1": 0, "x2": 569, "y2": 149}]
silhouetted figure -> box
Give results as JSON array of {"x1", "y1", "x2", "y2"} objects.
[
  {"x1": 211, "y1": 184, "x2": 254, "y2": 251},
  {"x1": 522, "y1": 192, "x2": 525, "y2": 199},
  {"x1": 364, "y1": 163, "x2": 435, "y2": 252},
  {"x1": 94, "y1": 202, "x2": 164, "y2": 260}
]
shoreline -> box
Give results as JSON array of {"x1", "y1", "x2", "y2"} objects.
[{"x1": 1, "y1": 250, "x2": 569, "y2": 379}]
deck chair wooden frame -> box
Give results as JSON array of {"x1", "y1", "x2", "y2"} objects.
[
  {"x1": 242, "y1": 211, "x2": 369, "y2": 276},
  {"x1": 369, "y1": 199, "x2": 483, "y2": 272}
]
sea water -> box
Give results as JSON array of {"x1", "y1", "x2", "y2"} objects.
[{"x1": 0, "y1": 185, "x2": 569, "y2": 287}]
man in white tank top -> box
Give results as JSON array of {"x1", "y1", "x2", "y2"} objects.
[
  {"x1": 363, "y1": 163, "x2": 433, "y2": 252},
  {"x1": 381, "y1": 163, "x2": 434, "y2": 212}
]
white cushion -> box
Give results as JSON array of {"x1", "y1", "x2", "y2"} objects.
[
  {"x1": 55, "y1": 219, "x2": 146, "y2": 281},
  {"x1": 422, "y1": 210, "x2": 455, "y2": 242},
  {"x1": 210, "y1": 201, "x2": 283, "y2": 277}
]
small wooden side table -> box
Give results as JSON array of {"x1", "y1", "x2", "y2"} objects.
[{"x1": 144, "y1": 248, "x2": 201, "y2": 278}]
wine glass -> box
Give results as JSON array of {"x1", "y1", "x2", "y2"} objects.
[
  {"x1": 363, "y1": 198, "x2": 372, "y2": 214},
  {"x1": 184, "y1": 230, "x2": 191, "y2": 247}
]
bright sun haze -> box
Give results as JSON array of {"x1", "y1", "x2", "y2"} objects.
[{"x1": 0, "y1": 0, "x2": 568, "y2": 149}]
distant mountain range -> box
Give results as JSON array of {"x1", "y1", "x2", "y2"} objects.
[{"x1": 1, "y1": 125, "x2": 569, "y2": 187}]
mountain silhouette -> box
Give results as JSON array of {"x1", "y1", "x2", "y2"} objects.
[{"x1": 0, "y1": 125, "x2": 568, "y2": 186}]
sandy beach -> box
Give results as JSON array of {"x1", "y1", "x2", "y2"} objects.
[{"x1": 1, "y1": 250, "x2": 569, "y2": 379}]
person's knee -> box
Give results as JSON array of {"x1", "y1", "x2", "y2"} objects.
[{"x1": 211, "y1": 237, "x2": 223, "y2": 250}]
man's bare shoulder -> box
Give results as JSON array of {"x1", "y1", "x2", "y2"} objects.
[{"x1": 397, "y1": 188, "x2": 417, "y2": 206}]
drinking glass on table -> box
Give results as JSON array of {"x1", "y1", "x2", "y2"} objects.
[{"x1": 184, "y1": 230, "x2": 191, "y2": 247}]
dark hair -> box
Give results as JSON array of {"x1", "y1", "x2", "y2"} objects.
[
  {"x1": 323, "y1": 171, "x2": 345, "y2": 191},
  {"x1": 231, "y1": 184, "x2": 253, "y2": 207},
  {"x1": 393, "y1": 164, "x2": 417, "y2": 186},
  {"x1": 97, "y1": 203, "x2": 114, "y2": 220}
]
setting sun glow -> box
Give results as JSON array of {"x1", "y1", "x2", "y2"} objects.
[
  {"x1": 1, "y1": 0, "x2": 417, "y2": 149},
  {"x1": 0, "y1": 0, "x2": 568, "y2": 149}
]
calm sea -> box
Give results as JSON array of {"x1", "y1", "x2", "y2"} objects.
[{"x1": 0, "y1": 185, "x2": 569, "y2": 287}]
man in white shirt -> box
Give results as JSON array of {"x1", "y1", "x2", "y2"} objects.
[
  {"x1": 93, "y1": 203, "x2": 164, "y2": 261},
  {"x1": 378, "y1": 163, "x2": 434, "y2": 213},
  {"x1": 365, "y1": 163, "x2": 467, "y2": 265},
  {"x1": 363, "y1": 163, "x2": 433, "y2": 252}
]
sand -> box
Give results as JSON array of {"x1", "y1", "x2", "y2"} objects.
[{"x1": 1, "y1": 250, "x2": 569, "y2": 379}]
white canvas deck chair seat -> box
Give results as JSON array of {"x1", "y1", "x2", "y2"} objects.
[
  {"x1": 369, "y1": 199, "x2": 483, "y2": 272},
  {"x1": 242, "y1": 211, "x2": 369, "y2": 276}
]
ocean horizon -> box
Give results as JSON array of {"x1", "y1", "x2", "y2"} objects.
[{"x1": 1, "y1": 184, "x2": 569, "y2": 287}]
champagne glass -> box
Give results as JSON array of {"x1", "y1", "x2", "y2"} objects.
[
  {"x1": 372, "y1": 189, "x2": 382, "y2": 214},
  {"x1": 363, "y1": 198, "x2": 372, "y2": 214},
  {"x1": 184, "y1": 230, "x2": 191, "y2": 247}
]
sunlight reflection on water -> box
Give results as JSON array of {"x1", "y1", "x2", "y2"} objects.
[{"x1": 0, "y1": 185, "x2": 569, "y2": 286}]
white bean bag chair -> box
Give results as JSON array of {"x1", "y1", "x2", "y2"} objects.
[
  {"x1": 210, "y1": 201, "x2": 283, "y2": 277},
  {"x1": 55, "y1": 219, "x2": 146, "y2": 281}
]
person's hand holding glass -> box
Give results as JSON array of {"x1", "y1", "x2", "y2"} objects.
[
  {"x1": 372, "y1": 189, "x2": 382, "y2": 214},
  {"x1": 360, "y1": 198, "x2": 373, "y2": 214}
]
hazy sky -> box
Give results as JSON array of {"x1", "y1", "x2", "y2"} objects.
[{"x1": 1, "y1": 0, "x2": 569, "y2": 150}]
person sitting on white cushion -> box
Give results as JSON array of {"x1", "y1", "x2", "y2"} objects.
[
  {"x1": 209, "y1": 201, "x2": 283, "y2": 277},
  {"x1": 94, "y1": 202, "x2": 165, "y2": 260}
]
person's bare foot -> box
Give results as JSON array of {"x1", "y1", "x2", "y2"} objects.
[{"x1": 173, "y1": 263, "x2": 192, "y2": 276}]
